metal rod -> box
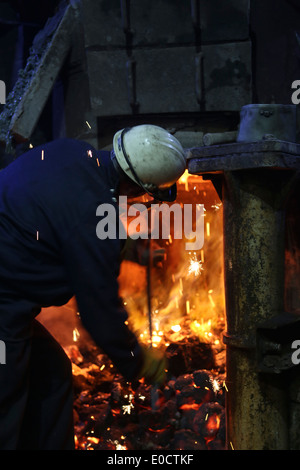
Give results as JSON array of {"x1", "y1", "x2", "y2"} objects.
[{"x1": 147, "y1": 237, "x2": 153, "y2": 346}]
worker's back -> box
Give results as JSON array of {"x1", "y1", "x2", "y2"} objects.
[{"x1": 0, "y1": 138, "x2": 118, "y2": 314}]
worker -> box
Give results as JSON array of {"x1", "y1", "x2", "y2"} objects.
[{"x1": 0, "y1": 124, "x2": 186, "y2": 450}]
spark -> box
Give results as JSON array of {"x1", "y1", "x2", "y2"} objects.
[
  {"x1": 41, "y1": 150, "x2": 44, "y2": 160},
  {"x1": 100, "y1": 364, "x2": 105, "y2": 371},
  {"x1": 87, "y1": 150, "x2": 93, "y2": 158},
  {"x1": 179, "y1": 277, "x2": 183, "y2": 292},
  {"x1": 206, "y1": 222, "x2": 210, "y2": 237},
  {"x1": 223, "y1": 381, "x2": 228, "y2": 392},
  {"x1": 212, "y1": 379, "x2": 220, "y2": 392},
  {"x1": 230, "y1": 441, "x2": 234, "y2": 450},
  {"x1": 73, "y1": 328, "x2": 80, "y2": 342},
  {"x1": 36, "y1": 231, "x2": 39, "y2": 240},
  {"x1": 96, "y1": 158, "x2": 100, "y2": 166},
  {"x1": 188, "y1": 255, "x2": 203, "y2": 277},
  {"x1": 86, "y1": 121, "x2": 91, "y2": 129},
  {"x1": 208, "y1": 290, "x2": 216, "y2": 308}
]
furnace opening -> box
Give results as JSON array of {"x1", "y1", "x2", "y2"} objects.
[{"x1": 37, "y1": 170, "x2": 227, "y2": 450}]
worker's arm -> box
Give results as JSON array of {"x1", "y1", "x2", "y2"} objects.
[{"x1": 61, "y1": 211, "x2": 144, "y2": 381}]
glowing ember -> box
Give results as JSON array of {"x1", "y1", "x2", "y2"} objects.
[
  {"x1": 122, "y1": 393, "x2": 134, "y2": 415},
  {"x1": 206, "y1": 414, "x2": 221, "y2": 434},
  {"x1": 87, "y1": 437, "x2": 100, "y2": 445},
  {"x1": 151, "y1": 333, "x2": 162, "y2": 346},
  {"x1": 171, "y1": 324, "x2": 181, "y2": 333},
  {"x1": 114, "y1": 441, "x2": 127, "y2": 450}
]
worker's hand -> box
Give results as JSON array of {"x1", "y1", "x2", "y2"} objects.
[{"x1": 137, "y1": 346, "x2": 167, "y2": 387}]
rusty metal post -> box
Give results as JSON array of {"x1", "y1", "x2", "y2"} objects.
[
  {"x1": 222, "y1": 169, "x2": 296, "y2": 450},
  {"x1": 187, "y1": 139, "x2": 300, "y2": 450}
]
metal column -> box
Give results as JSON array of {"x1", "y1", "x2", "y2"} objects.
[
  {"x1": 223, "y1": 169, "x2": 295, "y2": 450},
  {"x1": 187, "y1": 140, "x2": 300, "y2": 450}
]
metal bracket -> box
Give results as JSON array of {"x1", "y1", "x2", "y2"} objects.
[{"x1": 257, "y1": 312, "x2": 300, "y2": 374}]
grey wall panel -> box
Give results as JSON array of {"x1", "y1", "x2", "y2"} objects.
[
  {"x1": 81, "y1": 0, "x2": 124, "y2": 48},
  {"x1": 87, "y1": 50, "x2": 131, "y2": 115},
  {"x1": 200, "y1": 0, "x2": 250, "y2": 42},
  {"x1": 204, "y1": 41, "x2": 252, "y2": 111},
  {"x1": 86, "y1": 42, "x2": 252, "y2": 116},
  {"x1": 82, "y1": 0, "x2": 250, "y2": 48}
]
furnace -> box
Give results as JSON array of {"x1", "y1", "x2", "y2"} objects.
[{"x1": 38, "y1": 170, "x2": 227, "y2": 451}]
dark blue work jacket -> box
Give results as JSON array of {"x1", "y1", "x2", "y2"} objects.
[{"x1": 0, "y1": 138, "x2": 143, "y2": 380}]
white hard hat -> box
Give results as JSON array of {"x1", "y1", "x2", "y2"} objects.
[{"x1": 112, "y1": 125, "x2": 186, "y2": 201}]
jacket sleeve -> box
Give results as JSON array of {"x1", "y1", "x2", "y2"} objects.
[{"x1": 61, "y1": 210, "x2": 144, "y2": 381}]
